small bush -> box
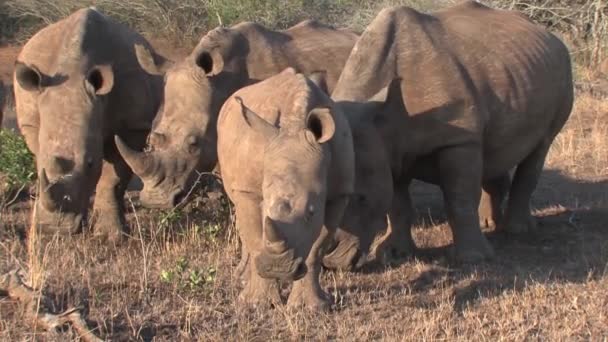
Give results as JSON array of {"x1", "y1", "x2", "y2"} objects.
[{"x1": 0, "y1": 129, "x2": 36, "y2": 193}]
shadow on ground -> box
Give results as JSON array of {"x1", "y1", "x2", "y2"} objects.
[{"x1": 332, "y1": 168, "x2": 608, "y2": 313}]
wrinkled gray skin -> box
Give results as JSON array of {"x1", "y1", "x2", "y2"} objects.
[
  {"x1": 320, "y1": 107, "x2": 393, "y2": 271},
  {"x1": 217, "y1": 68, "x2": 354, "y2": 310},
  {"x1": 115, "y1": 20, "x2": 358, "y2": 209},
  {"x1": 14, "y1": 8, "x2": 163, "y2": 239},
  {"x1": 332, "y1": 2, "x2": 574, "y2": 264}
]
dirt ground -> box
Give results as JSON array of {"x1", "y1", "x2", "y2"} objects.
[{"x1": 1, "y1": 41, "x2": 607, "y2": 341}]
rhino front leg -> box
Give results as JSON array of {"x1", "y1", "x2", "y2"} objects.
[
  {"x1": 287, "y1": 225, "x2": 332, "y2": 311},
  {"x1": 92, "y1": 147, "x2": 132, "y2": 242},
  {"x1": 479, "y1": 174, "x2": 510, "y2": 229},
  {"x1": 233, "y1": 193, "x2": 281, "y2": 307},
  {"x1": 439, "y1": 146, "x2": 494, "y2": 263},
  {"x1": 373, "y1": 183, "x2": 416, "y2": 264},
  {"x1": 289, "y1": 196, "x2": 348, "y2": 310},
  {"x1": 503, "y1": 140, "x2": 551, "y2": 234}
]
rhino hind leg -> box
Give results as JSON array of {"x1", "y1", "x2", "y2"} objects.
[
  {"x1": 439, "y1": 146, "x2": 494, "y2": 263},
  {"x1": 92, "y1": 150, "x2": 132, "y2": 243},
  {"x1": 479, "y1": 174, "x2": 511, "y2": 229},
  {"x1": 502, "y1": 140, "x2": 552, "y2": 234},
  {"x1": 373, "y1": 185, "x2": 416, "y2": 264}
]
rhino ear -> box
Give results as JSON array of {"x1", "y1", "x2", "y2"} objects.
[
  {"x1": 195, "y1": 49, "x2": 224, "y2": 76},
  {"x1": 235, "y1": 96, "x2": 278, "y2": 137},
  {"x1": 86, "y1": 65, "x2": 114, "y2": 96},
  {"x1": 306, "y1": 107, "x2": 335, "y2": 144},
  {"x1": 135, "y1": 43, "x2": 173, "y2": 76},
  {"x1": 308, "y1": 71, "x2": 328, "y2": 95},
  {"x1": 15, "y1": 62, "x2": 45, "y2": 92}
]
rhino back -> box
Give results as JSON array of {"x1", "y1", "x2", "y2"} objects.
[
  {"x1": 194, "y1": 20, "x2": 357, "y2": 93},
  {"x1": 334, "y1": 2, "x2": 572, "y2": 174},
  {"x1": 15, "y1": 7, "x2": 162, "y2": 148}
]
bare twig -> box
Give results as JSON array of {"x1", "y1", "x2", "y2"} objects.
[{"x1": 0, "y1": 270, "x2": 103, "y2": 342}]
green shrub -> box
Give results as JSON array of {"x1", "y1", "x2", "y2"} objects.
[{"x1": 0, "y1": 129, "x2": 36, "y2": 192}]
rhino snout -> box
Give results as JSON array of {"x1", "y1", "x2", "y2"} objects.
[
  {"x1": 253, "y1": 216, "x2": 308, "y2": 280},
  {"x1": 34, "y1": 204, "x2": 84, "y2": 235},
  {"x1": 140, "y1": 187, "x2": 186, "y2": 209}
]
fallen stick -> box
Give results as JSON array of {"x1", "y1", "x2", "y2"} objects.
[{"x1": 0, "y1": 270, "x2": 103, "y2": 342}]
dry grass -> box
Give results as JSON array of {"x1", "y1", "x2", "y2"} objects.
[{"x1": 1, "y1": 70, "x2": 608, "y2": 340}]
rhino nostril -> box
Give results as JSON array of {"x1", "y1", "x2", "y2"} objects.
[{"x1": 172, "y1": 190, "x2": 187, "y2": 206}]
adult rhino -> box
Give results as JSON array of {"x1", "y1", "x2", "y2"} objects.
[
  {"x1": 332, "y1": 1, "x2": 574, "y2": 263},
  {"x1": 218, "y1": 68, "x2": 354, "y2": 310},
  {"x1": 115, "y1": 20, "x2": 358, "y2": 208},
  {"x1": 14, "y1": 8, "x2": 163, "y2": 240}
]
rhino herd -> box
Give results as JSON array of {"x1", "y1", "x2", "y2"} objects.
[{"x1": 12, "y1": 1, "x2": 573, "y2": 310}]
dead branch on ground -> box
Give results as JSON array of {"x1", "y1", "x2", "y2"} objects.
[{"x1": 0, "y1": 270, "x2": 103, "y2": 342}]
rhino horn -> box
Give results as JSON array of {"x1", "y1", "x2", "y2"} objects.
[
  {"x1": 114, "y1": 135, "x2": 156, "y2": 178},
  {"x1": 263, "y1": 216, "x2": 289, "y2": 255},
  {"x1": 38, "y1": 169, "x2": 57, "y2": 212}
]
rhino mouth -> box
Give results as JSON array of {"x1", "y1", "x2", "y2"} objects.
[
  {"x1": 34, "y1": 207, "x2": 84, "y2": 235},
  {"x1": 322, "y1": 237, "x2": 361, "y2": 271},
  {"x1": 254, "y1": 216, "x2": 308, "y2": 281}
]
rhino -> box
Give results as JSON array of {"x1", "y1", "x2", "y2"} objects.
[
  {"x1": 114, "y1": 20, "x2": 358, "y2": 209},
  {"x1": 217, "y1": 68, "x2": 354, "y2": 310},
  {"x1": 14, "y1": 8, "x2": 163, "y2": 239},
  {"x1": 331, "y1": 1, "x2": 574, "y2": 263}
]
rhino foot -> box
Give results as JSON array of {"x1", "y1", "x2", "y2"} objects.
[
  {"x1": 454, "y1": 236, "x2": 495, "y2": 264},
  {"x1": 92, "y1": 210, "x2": 128, "y2": 244},
  {"x1": 480, "y1": 216, "x2": 497, "y2": 230},
  {"x1": 238, "y1": 275, "x2": 281, "y2": 309},
  {"x1": 372, "y1": 231, "x2": 416, "y2": 265},
  {"x1": 322, "y1": 237, "x2": 360, "y2": 271},
  {"x1": 502, "y1": 214, "x2": 537, "y2": 234},
  {"x1": 287, "y1": 282, "x2": 330, "y2": 312}
]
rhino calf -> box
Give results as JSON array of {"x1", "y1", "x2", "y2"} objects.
[
  {"x1": 332, "y1": 1, "x2": 574, "y2": 263},
  {"x1": 14, "y1": 8, "x2": 163, "y2": 239},
  {"x1": 217, "y1": 68, "x2": 354, "y2": 310}
]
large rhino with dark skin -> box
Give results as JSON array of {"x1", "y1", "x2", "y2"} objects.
[
  {"x1": 114, "y1": 20, "x2": 358, "y2": 209},
  {"x1": 14, "y1": 8, "x2": 163, "y2": 240},
  {"x1": 217, "y1": 68, "x2": 354, "y2": 310},
  {"x1": 330, "y1": 1, "x2": 574, "y2": 264}
]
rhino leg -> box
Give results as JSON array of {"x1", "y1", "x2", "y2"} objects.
[
  {"x1": 478, "y1": 174, "x2": 511, "y2": 229},
  {"x1": 233, "y1": 194, "x2": 281, "y2": 307},
  {"x1": 92, "y1": 149, "x2": 132, "y2": 243},
  {"x1": 287, "y1": 224, "x2": 332, "y2": 311},
  {"x1": 502, "y1": 140, "x2": 551, "y2": 234},
  {"x1": 373, "y1": 184, "x2": 416, "y2": 264},
  {"x1": 439, "y1": 146, "x2": 494, "y2": 263}
]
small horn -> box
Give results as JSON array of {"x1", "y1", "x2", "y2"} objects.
[
  {"x1": 263, "y1": 216, "x2": 289, "y2": 254},
  {"x1": 114, "y1": 135, "x2": 156, "y2": 178},
  {"x1": 38, "y1": 169, "x2": 57, "y2": 211}
]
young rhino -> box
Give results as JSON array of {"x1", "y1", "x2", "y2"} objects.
[{"x1": 217, "y1": 68, "x2": 354, "y2": 310}]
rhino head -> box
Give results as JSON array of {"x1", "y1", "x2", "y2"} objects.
[
  {"x1": 236, "y1": 92, "x2": 337, "y2": 281},
  {"x1": 116, "y1": 40, "x2": 246, "y2": 208},
  {"x1": 15, "y1": 61, "x2": 114, "y2": 233}
]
